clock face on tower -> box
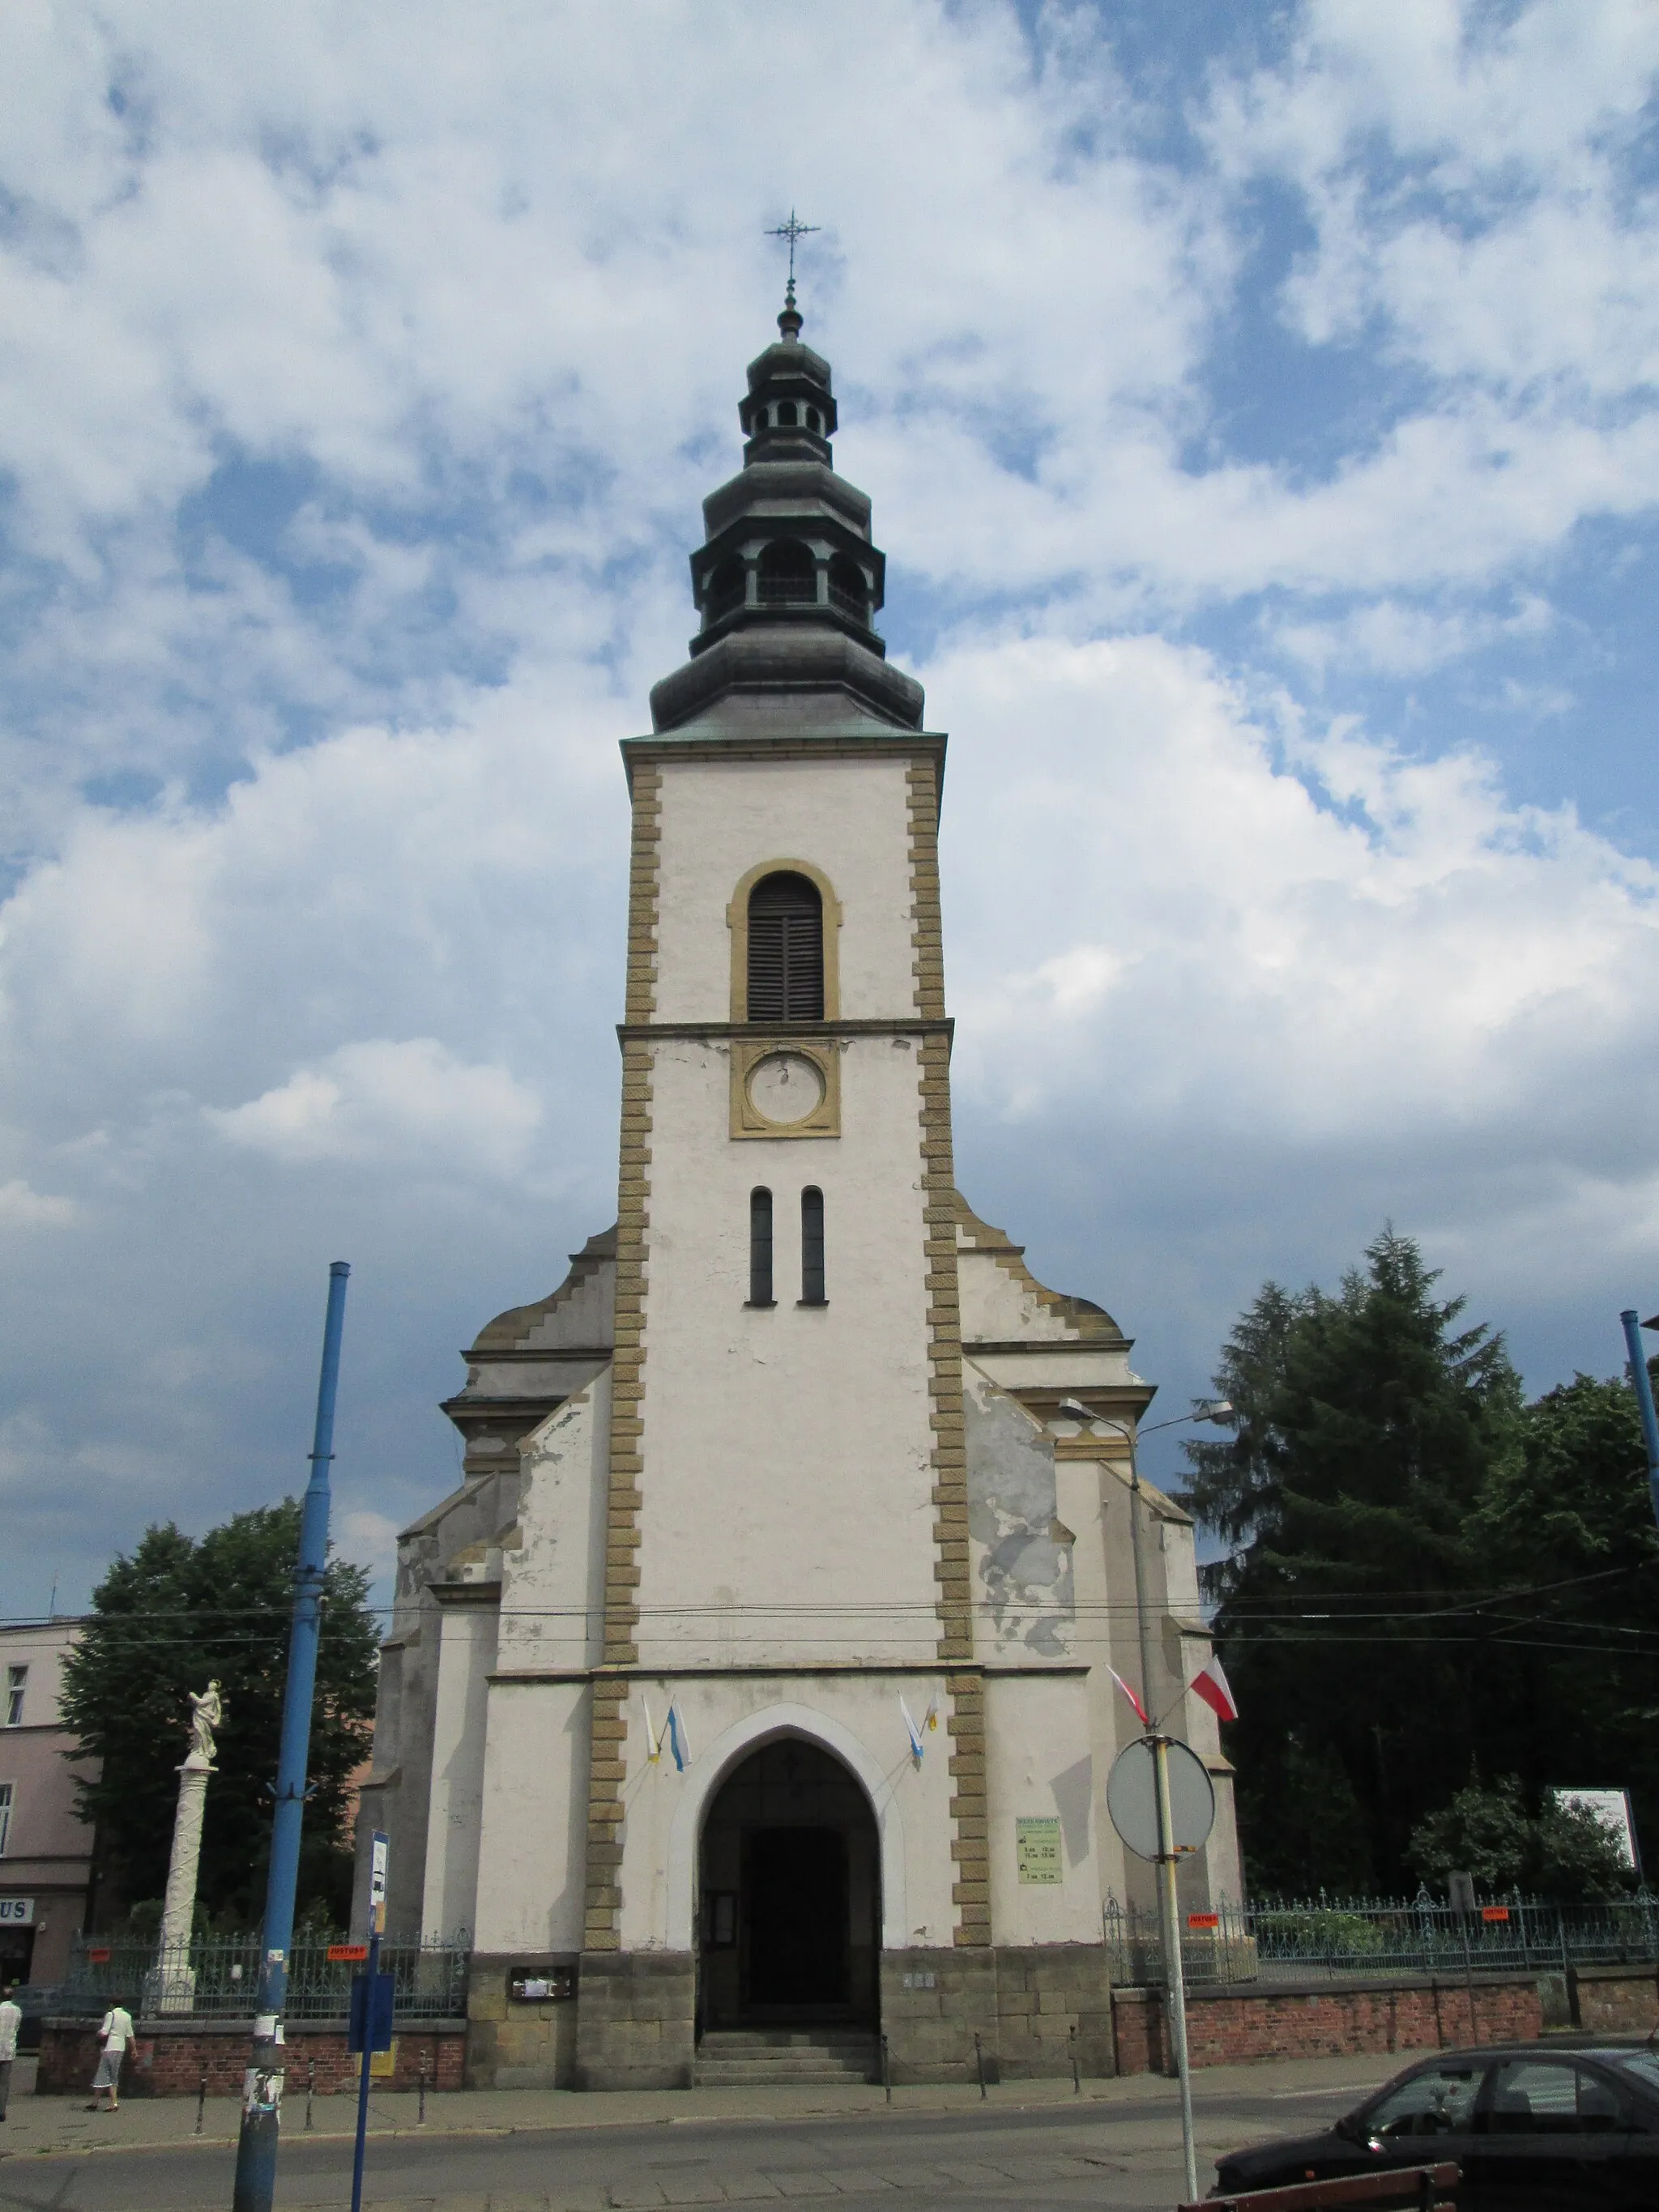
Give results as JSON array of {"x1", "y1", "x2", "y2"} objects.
[{"x1": 745, "y1": 1051, "x2": 825, "y2": 1125}]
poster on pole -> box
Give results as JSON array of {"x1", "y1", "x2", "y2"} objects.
[{"x1": 369, "y1": 1830, "x2": 390, "y2": 1934}]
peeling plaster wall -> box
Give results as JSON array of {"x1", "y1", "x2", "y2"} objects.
[
  {"x1": 963, "y1": 1363, "x2": 1073, "y2": 1661},
  {"x1": 495, "y1": 1379, "x2": 610, "y2": 1677}
]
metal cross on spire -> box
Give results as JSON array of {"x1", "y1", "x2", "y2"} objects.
[{"x1": 766, "y1": 209, "x2": 821, "y2": 307}]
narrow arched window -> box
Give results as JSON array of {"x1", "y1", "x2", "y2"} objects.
[
  {"x1": 800, "y1": 1187, "x2": 825, "y2": 1305},
  {"x1": 747, "y1": 872, "x2": 824, "y2": 1021},
  {"x1": 777, "y1": 400, "x2": 798, "y2": 427},
  {"x1": 805, "y1": 406, "x2": 821, "y2": 433},
  {"x1": 827, "y1": 554, "x2": 867, "y2": 624},
  {"x1": 757, "y1": 539, "x2": 817, "y2": 605},
  {"x1": 748, "y1": 1187, "x2": 774, "y2": 1306},
  {"x1": 705, "y1": 556, "x2": 745, "y2": 625}
]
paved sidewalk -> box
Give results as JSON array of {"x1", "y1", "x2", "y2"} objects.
[{"x1": 0, "y1": 2050, "x2": 1391, "y2": 2163}]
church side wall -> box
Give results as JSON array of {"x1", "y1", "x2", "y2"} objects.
[
  {"x1": 983, "y1": 1673, "x2": 1102, "y2": 1947},
  {"x1": 420, "y1": 1596, "x2": 498, "y2": 1942}
]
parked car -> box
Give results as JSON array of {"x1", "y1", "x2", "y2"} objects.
[{"x1": 1213, "y1": 2041, "x2": 1659, "y2": 2209}]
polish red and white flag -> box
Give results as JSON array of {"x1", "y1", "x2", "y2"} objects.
[
  {"x1": 1107, "y1": 1666, "x2": 1149, "y2": 1725},
  {"x1": 1188, "y1": 1656, "x2": 1239, "y2": 1724}
]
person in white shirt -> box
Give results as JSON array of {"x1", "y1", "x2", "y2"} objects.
[
  {"x1": 0, "y1": 1983, "x2": 21, "y2": 2121},
  {"x1": 89, "y1": 2001, "x2": 134, "y2": 2111}
]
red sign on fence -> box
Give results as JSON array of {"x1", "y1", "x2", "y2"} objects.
[
  {"x1": 86, "y1": 1948, "x2": 111, "y2": 1963},
  {"x1": 1187, "y1": 1912, "x2": 1221, "y2": 1929},
  {"x1": 1481, "y1": 1906, "x2": 1511, "y2": 1923},
  {"x1": 326, "y1": 1943, "x2": 370, "y2": 1961}
]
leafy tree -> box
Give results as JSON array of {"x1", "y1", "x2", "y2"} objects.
[
  {"x1": 61, "y1": 1502, "x2": 378, "y2": 1929},
  {"x1": 1181, "y1": 1229, "x2": 1524, "y2": 1892},
  {"x1": 1408, "y1": 1774, "x2": 1633, "y2": 1903},
  {"x1": 1469, "y1": 1370, "x2": 1659, "y2": 1852}
]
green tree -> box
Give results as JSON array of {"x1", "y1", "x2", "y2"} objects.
[
  {"x1": 61, "y1": 1502, "x2": 378, "y2": 1928},
  {"x1": 1469, "y1": 1370, "x2": 1659, "y2": 1853},
  {"x1": 1407, "y1": 1774, "x2": 1633, "y2": 1903},
  {"x1": 1180, "y1": 1229, "x2": 1524, "y2": 1892}
]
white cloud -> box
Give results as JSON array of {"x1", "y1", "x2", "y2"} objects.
[
  {"x1": 208, "y1": 1038, "x2": 541, "y2": 1175},
  {"x1": 937, "y1": 633, "x2": 1659, "y2": 1140},
  {"x1": 0, "y1": 1179, "x2": 79, "y2": 1228}
]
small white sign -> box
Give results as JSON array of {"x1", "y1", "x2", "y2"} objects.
[
  {"x1": 370, "y1": 1829, "x2": 390, "y2": 1933},
  {"x1": 1554, "y1": 1788, "x2": 1639, "y2": 1869},
  {"x1": 0, "y1": 1897, "x2": 34, "y2": 1926}
]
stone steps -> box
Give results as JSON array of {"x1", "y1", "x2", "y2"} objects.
[{"x1": 694, "y1": 2029, "x2": 878, "y2": 2086}]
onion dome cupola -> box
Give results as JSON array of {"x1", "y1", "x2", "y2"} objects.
[{"x1": 649, "y1": 295, "x2": 923, "y2": 735}]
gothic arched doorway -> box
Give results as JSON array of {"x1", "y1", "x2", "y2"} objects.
[{"x1": 697, "y1": 1737, "x2": 881, "y2": 2031}]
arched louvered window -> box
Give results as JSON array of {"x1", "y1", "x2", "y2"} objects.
[
  {"x1": 757, "y1": 539, "x2": 817, "y2": 605},
  {"x1": 800, "y1": 1187, "x2": 825, "y2": 1305},
  {"x1": 746, "y1": 872, "x2": 824, "y2": 1021},
  {"x1": 748, "y1": 1187, "x2": 774, "y2": 1306},
  {"x1": 827, "y1": 555, "x2": 867, "y2": 624},
  {"x1": 705, "y1": 556, "x2": 746, "y2": 625}
]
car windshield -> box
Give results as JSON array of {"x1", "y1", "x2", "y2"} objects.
[
  {"x1": 1364, "y1": 2062, "x2": 1486, "y2": 2138},
  {"x1": 1603, "y1": 2050, "x2": 1659, "y2": 2095}
]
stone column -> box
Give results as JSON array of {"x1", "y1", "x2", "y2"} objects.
[{"x1": 148, "y1": 1747, "x2": 212, "y2": 2014}]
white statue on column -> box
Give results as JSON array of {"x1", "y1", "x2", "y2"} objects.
[{"x1": 148, "y1": 1681, "x2": 226, "y2": 2015}]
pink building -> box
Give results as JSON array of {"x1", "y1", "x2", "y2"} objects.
[{"x1": 0, "y1": 1618, "x2": 98, "y2": 1987}]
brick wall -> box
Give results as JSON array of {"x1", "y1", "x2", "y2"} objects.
[
  {"x1": 36, "y1": 2019, "x2": 465, "y2": 2098},
  {"x1": 1109, "y1": 1975, "x2": 1543, "y2": 2077}
]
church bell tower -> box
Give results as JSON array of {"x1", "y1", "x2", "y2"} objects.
[{"x1": 361, "y1": 289, "x2": 1242, "y2": 2094}]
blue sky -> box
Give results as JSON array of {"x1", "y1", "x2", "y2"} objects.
[{"x1": 2, "y1": 0, "x2": 1657, "y2": 1614}]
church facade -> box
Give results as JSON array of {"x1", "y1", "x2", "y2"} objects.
[{"x1": 360, "y1": 296, "x2": 1241, "y2": 2090}]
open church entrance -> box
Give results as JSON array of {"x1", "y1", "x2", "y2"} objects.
[{"x1": 697, "y1": 1738, "x2": 880, "y2": 2031}]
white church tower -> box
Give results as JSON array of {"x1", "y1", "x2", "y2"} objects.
[{"x1": 360, "y1": 292, "x2": 1241, "y2": 2088}]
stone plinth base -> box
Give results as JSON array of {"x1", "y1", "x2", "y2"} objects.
[
  {"x1": 36, "y1": 2016, "x2": 465, "y2": 2098},
  {"x1": 881, "y1": 1946, "x2": 1115, "y2": 2085},
  {"x1": 465, "y1": 1952, "x2": 582, "y2": 2089},
  {"x1": 574, "y1": 1950, "x2": 696, "y2": 2090}
]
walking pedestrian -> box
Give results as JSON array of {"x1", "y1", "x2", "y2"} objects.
[
  {"x1": 88, "y1": 2000, "x2": 134, "y2": 2111},
  {"x1": 0, "y1": 1982, "x2": 20, "y2": 2120}
]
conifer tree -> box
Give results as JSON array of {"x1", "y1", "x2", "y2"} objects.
[{"x1": 1181, "y1": 1229, "x2": 1522, "y2": 1891}]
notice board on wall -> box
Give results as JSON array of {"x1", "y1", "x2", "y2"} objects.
[{"x1": 1015, "y1": 1816, "x2": 1063, "y2": 1885}]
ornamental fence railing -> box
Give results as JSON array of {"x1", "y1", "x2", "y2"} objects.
[
  {"x1": 58, "y1": 1931, "x2": 470, "y2": 2021},
  {"x1": 1102, "y1": 1891, "x2": 1659, "y2": 1988}
]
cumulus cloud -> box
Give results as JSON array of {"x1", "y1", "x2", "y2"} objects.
[
  {"x1": 1, "y1": 0, "x2": 1657, "y2": 1613},
  {"x1": 208, "y1": 1039, "x2": 542, "y2": 1174}
]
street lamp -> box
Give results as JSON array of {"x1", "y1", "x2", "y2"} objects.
[{"x1": 1058, "y1": 1394, "x2": 1231, "y2": 2205}]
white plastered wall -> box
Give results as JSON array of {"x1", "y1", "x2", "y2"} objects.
[
  {"x1": 612, "y1": 1678, "x2": 958, "y2": 1954},
  {"x1": 650, "y1": 752, "x2": 918, "y2": 1021},
  {"x1": 984, "y1": 1673, "x2": 1102, "y2": 1944},
  {"x1": 471, "y1": 1381, "x2": 611, "y2": 1954},
  {"x1": 420, "y1": 1599, "x2": 498, "y2": 1941}
]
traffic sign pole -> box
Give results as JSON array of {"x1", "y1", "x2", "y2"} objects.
[
  {"x1": 349, "y1": 1831, "x2": 390, "y2": 2212},
  {"x1": 1128, "y1": 1435, "x2": 1201, "y2": 2204}
]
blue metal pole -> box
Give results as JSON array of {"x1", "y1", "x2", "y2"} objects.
[
  {"x1": 1621, "y1": 1310, "x2": 1659, "y2": 1535},
  {"x1": 348, "y1": 1918, "x2": 379, "y2": 2212},
  {"x1": 231, "y1": 1261, "x2": 350, "y2": 2212}
]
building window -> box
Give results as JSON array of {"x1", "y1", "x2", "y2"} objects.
[
  {"x1": 704, "y1": 556, "x2": 746, "y2": 626},
  {"x1": 827, "y1": 554, "x2": 868, "y2": 624},
  {"x1": 0, "y1": 1782, "x2": 11, "y2": 1855},
  {"x1": 800, "y1": 1187, "x2": 825, "y2": 1305},
  {"x1": 748, "y1": 1187, "x2": 774, "y2": 1306},
  {"x1": 756, "y1": 539, "x2": 817, "y2": 606},
  {"x1": 746, "y1": 872, "x2": 824, "y2": 1021},
  {"x1": 3, "y1": 1668, "x2": 23, "y2": 1728}
]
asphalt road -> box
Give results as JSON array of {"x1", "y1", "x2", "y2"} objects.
[{"x1": 0, "y1": 2069, "x2": 1391, "y2": 2212}]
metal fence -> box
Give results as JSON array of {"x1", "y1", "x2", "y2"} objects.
[
  {"x1": 1102, "y1": 1892, "x2": 1659, "y2": 1988},
  {"x1": 61, "y1": 1932, "x2": 470, "y2": 2021}
]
